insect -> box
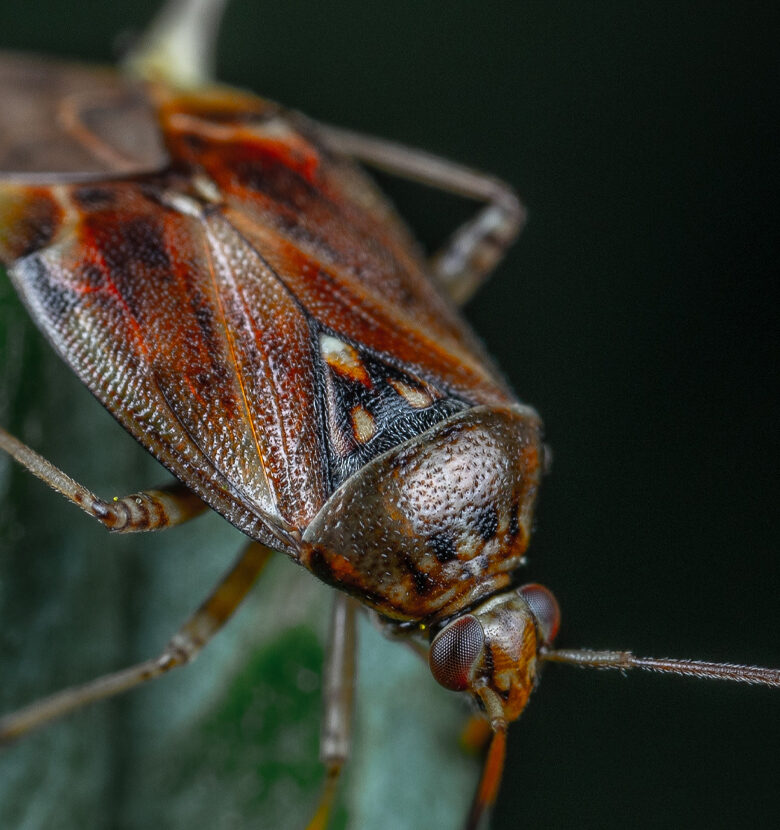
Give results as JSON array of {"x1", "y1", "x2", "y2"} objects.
[{"x1": 1, "y1": 1, "x2": 780, "y2": 830}]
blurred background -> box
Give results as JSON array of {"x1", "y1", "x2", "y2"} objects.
[{"x1": 1, "y1": 1, "x2": 778, "y2": 828}]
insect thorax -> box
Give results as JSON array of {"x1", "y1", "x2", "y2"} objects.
[{"x1": 301, "y1": 404, "x2": 543, "y2": 623}]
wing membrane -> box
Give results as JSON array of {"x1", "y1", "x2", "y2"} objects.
[{"x1": 0, "y1": 54, "x2": 168, "y2": 180}]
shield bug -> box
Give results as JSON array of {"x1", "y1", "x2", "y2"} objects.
[{"x1": 1, "y1": 2, "x2": 778, "y2": 829}]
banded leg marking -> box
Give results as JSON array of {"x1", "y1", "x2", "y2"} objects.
[{"x1": 0, "y1": 424, "x2": 207, "y2": 531}]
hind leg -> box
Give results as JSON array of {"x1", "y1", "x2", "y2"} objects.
[{"x1": 0, "y1": 539, "x2": 273, "y2": 744}]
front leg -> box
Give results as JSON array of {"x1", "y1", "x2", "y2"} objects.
[{"x1": 0, "y1": 424, "x2": 207, "y2": 531}]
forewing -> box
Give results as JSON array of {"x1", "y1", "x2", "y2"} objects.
[
  {"x1": 0, "y1": 175, "x2": 327, "y2": 546},
  {"x1": 0, "y1": 69, "x2": 517, "y2": 550}
]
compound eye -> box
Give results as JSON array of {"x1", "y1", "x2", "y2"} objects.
[
  {"x1": 429, "y1": 615, "x2": 485, "y2": 691},
  {"x1": 519, "y1": 583, "x2": 561, "y2": 644}
]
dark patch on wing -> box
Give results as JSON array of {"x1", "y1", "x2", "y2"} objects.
[
  {"x1": 2, "y1": 192, "x2": 62, "y2": 260},
  {"x1": 236, "y1": 156, "x2": 319, "y2": 214},
  {"x1": 192, "y1": 300, "x2": 219, "y2": 352},
  {"x1": 19, "y1": 220, "x2": 56, "y2": 258},
  {"x1": 182, "y1": 132, "x2": 207, "y2": 153},
  {"x1": 79, "y1": 207, "x2": 174, "y2": 328},
  {"x1": 307, "y1": 548, "x2": 332, "y2": 583},
  {"x1": 121, "y1": 215, "x2": 171, "y2": 271},
  {"x1": 18, "y1": 256, "x2": 78, "y2": 318},
  {"x1": 73, "y1": 186, "x2": 116, "y2": 209}
]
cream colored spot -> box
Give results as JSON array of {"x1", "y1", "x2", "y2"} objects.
[
  {"x1": 160, "y1": 190, "x2": 203, "y2": 217},
  {"x1": 192, "y1": 174, "x2": 222, "y2": 203},
  {"x1": 320, "y1": 334, "x2": 370, "y2": 385},
  {"x1": 387, "y1": 378, "x2": 434, "y2": 409},
  {"x1": 252, "y1": 116, "x2": 296, "y2": 140},
  {"x1": 351, "y1": 405, "x2": 376, "y2": 443}
]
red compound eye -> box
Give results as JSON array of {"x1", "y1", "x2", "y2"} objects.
[
  {"x1": 429, "y1": 615, "x2": 485, "y2": 691},
  {"x1": 519, "y1": 583, "x2": 561, "y2": 644}
]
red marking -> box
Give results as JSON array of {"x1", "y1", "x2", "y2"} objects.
[
  {"x1": 77, "y1": 219, "x2": 151, "y2": 358},
  {"x1": 185, "y1": 376, "x2": 207, "y2": 407},
  {"x1": 242, "y1": 134, "x2": 321, "y2": 184}
]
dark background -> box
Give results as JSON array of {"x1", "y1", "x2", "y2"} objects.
[{"x1": 2, "y1": 1, "x2": 778, "y2": 828}]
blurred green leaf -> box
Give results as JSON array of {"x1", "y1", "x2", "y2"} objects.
[{"x1": 0, "y1": 270, "x2": 479, "y2": 829}]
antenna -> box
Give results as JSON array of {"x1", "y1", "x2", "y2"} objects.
[
  {"x1": 540, "y1": 647, "x2": 780, "y2": 686},
  {"x1": 464, "y1": 644, "x2": 779, "y2": 829}
]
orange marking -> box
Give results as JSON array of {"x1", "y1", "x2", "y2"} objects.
[
  {"x1": 306, "y1": 766, "x2": 341, "y2": 830},
  {"x1": 319, "y1": 334, "x2": 371, "y2": 386},
  {"x1": 243, "y1": 125, "x2": 322, "y2": 184},
  {"x1": 185, "y1": 376, "x2": 207, "y2": 407},
  {"x1": 82, "y1": 241, "x2": 150, "y2": 358},
  {"x1": 328, "y1": 553, "x2": 362, "y2": 582},
  {"x1": 466, "y1": 727, "x2": 507, "y2": 829},
  {"x1": 166, "y1": 112, "x2": 321, "y2": 184},
  {"x1": 478, "y1": 727, "x2": 506, "y2": 806}
]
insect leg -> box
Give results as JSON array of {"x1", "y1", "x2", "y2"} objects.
[
  {"x1": 319, "y1": 125, "x2": 526, "y2": 305},
  {"x1": 0, "y1": 539, "x2": 273, "y2": 745},
  {"x1": 307, "y1": 594, "x2": 358, "y2": 830},
  {"x1": 465, "y1": 726, "x2": 507, "y2": 830},
  {"x1": 0, "y1": 424, "x2": 207, "y2": 531}
]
